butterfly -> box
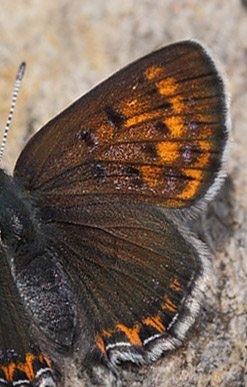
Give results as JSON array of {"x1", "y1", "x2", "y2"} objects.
[{"x1": 0, "y1": 40, "x2": 229, "y2": 386}]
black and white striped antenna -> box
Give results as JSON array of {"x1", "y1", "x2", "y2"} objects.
[{"x1": 0, "y1": 62, "x2": 26, "y2": 162}]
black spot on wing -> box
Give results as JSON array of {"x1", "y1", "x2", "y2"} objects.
[
  {"x1": 104, "y1": 105, "x2": 126, "y2": 129},
  {"x1": 141, "y1": 143, "x2": 158, "y2": 159},
  {"x1": 77, "y1": 129, "x2": 95, "y2": 146},
  {"x1": 154, "y1": 121, "x2": 170, "y2": 136},
  {"x1": 154, "y1": 100, "x2": 172, "y2": 110},
  {"x1": 124, "y1": 166, "x2": 141, "y2": 176}
]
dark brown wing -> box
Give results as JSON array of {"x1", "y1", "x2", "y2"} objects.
[
  {"x1": 14, "y1": 40, "x2": 229, "y2": 208},
  {"x1": 41, "y1": 201, "x2": 207, "y2": 364}
]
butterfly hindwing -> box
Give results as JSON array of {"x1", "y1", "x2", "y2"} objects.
[{"x1": 39, "y1": 201, "x2": 206, "y2": 364}]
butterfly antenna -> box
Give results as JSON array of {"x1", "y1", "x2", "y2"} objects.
[{"x1": 0, "y1": 62, "x2": 26, "y2": 163}]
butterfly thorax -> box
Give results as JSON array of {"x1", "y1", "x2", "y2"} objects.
[{"x1": 0, "y1": 169, "x2": 40, "y2": 259}]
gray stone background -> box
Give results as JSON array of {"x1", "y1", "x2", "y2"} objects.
[{"x1": 0, "y1": 1, "x2": 246, "y2": 386}]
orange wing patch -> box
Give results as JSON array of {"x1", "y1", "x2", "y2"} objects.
[
  {"x1": 164, "y1": 116, "x2": 184, "y2": 138},
  {"x1": 170, "y1": 277, "x2": 182, "y2": 291},
  {"x1": 96, "y1": 334, "x2": 107, "y2": 354},
  {"x1": 156, "y1": 141, "x2": 181, "y2": 163},
  {"x1": 156, "y1": 77, "x2": 178, "y2": 95},
  {"x1": 95, "y1": 291, "x2": 180, "y2": 353},
  {"x1": 0, "y1": 353, "x2": 52, "y2": 382},
  {"x1": 162, "y1": 295, "x2": 177, "y2": 312},
  {"x1": 168, "y1": 95, "x2": 185, "y2": 113},
  {"x1": 14, "y1": 353, "x2": 36, "y2": 381},
  {"x1": 143, "y1": 316, "x2": 166, "y2": 333},
  {"x1": 140, "y1": 166, "x2": 162, "y2": 188},
  {"x1": 178, "y1": 169, "x2": 203, "y2": 200},
  {"x1": 1, "y1": 363, "x2": 15, "y2": 382},
  {"x1": 145, "y1": 65, "x2": 163, "y2": 80},
  {"x1": 115, "y1": 324, "x2": 142, "y2": 346}
]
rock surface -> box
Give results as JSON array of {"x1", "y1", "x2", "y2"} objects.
[{"x1": 0, "y1": 1, "x2": 246, "y2": 386}]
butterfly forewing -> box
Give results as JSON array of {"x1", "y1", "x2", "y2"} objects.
[{"x1": 14, "y1": 40, "x2": 228, "y2": 209}]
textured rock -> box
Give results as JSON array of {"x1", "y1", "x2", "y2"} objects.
[{"x1": 0, "y1": 1, "x2": 246, "y2": 386}]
